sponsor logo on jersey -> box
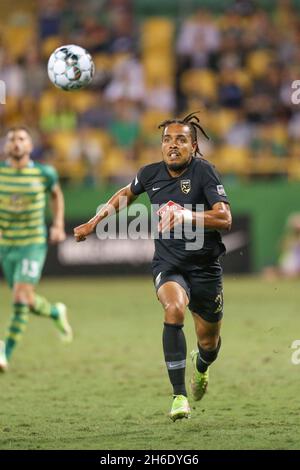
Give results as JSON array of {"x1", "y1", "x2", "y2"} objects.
[{"x1": 156, "y1": 200, "x2": 184, "y2": 216}]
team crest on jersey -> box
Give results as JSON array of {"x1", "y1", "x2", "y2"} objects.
[{"x1": 180, "y1": 179, "x2": 191, "y2": 194}]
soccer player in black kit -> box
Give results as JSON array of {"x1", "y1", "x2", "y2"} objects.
[{"x1": 74, "y1": 112, "x2": 232, "y2": 421}]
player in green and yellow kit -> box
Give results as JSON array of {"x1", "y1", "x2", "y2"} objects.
[{"x1": 0, "y1": 127, "x2": 73, "y2": 372}]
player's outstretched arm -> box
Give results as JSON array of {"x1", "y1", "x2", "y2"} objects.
[
  {"x1": 73, "y1": 184, "x2": 137, "y2": 242},
  {"x1": 49, "y1": 183, "x2": 66, "y2": 243}
]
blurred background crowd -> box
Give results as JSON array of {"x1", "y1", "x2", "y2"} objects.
[
  {"x1": 1, "y1": 0, "x2": 300, "y2": 186},
  {"x1": 1, "y1": 0, "x2": 300, "y2": 272}
]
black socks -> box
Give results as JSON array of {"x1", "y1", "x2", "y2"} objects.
[
  {"x1": 197, "y1": 337, "x2": 222, "y2": 373},
  {"x1": 163, "y1": 322, "x2": 187, "y2": 396}
]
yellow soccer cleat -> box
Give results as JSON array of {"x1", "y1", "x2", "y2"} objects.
[
  {"x1": 190, "y1": 350, "x2": 209, "y2": 401},
  {"x1": 0, "y1": 340, "x2": 8, "y2": 373},
  {"x1": 169, "y1": 395, "x2": 191, "y2": 421},
  {"x1": 54, "y1": 303, "x2": 73, "y2": 343}
]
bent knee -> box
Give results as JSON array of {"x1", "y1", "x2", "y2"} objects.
[
  {"x1": 198, "y1": 336, "x2": 220, "y2": 351},
  {"x1": 164, "y1": 302, "x2": 186, "y2": 324},
  {"x1": 13, "y1": 284, "x2": 34, "y2": 304}
]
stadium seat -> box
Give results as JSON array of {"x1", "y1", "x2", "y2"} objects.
[
  {"x1": 53, "y1": 158, "x2": 87, "y2": 182},
  {"x1": 137, "y1": 143, "x2": 162, "y2": 166},
  {"x1": 271, "y1": 123, "x2": 288, "y2": 144},
  {"x1": 2, "y1": 96, "x2": 25, "y2": 126},
  {"x1": 233, "y1": 68, "x2": 252, "y2": 92},
  {"x1": 82, "y1": 129, "x2": 112, "y2": 154},
  {"x1": 216, "y1": 145, "x2": 251, "y2": 174},
  {"x1": 41, "y1": 36, "x2": 63, "y2": 59},
  {"x1": 51, "y1": 131, "x2": 78, "y2": 158},
  {"x1": 100, "y1": 146, "x2": 136, "y2": 181},
  {"x1": 141, "y1": 17, "x2": 174, "y2": 51},
  {"x1": 67, "y1": 91, "x2": 95, "y2": 113},
  {"x1": 39, "y1": 90, "x2": 60, "y2": 116},
  {"x1": 140, "y1": 110, "x2": 170, "y2": 137},
  {"x1": 3, "y1": 0, "x2": 36, "y2": 17},
  {"x1": 141, "y1": 17, "x2": 174, "y2": 88},
  {"x1": 287, "y1": 158, "x2": 300, "y2": 181},
  {"x1": 180, "y1": 69, "x2": 217, "y2": 101},
  {"x1": 246, "y1": 50, "x2": 274, "y2": 79},
  {"x1": 209, "y1": 109, "x2": 238, "y2": 137},
  {"x1": 51, "y1": 131, "x2": 87, "y2": 182},
  {"x1": 143, "y1": 53, "x2": 174, "y2": 86},
  {"x1": 4, "y1": 23, "x2": 34, "y2": 59},
  {"x1": 93, "y1": 52, "x2": 113, "y2": 73},
  {"x1": 251, "y1": 156, "x2": 288, "y2": 175}
]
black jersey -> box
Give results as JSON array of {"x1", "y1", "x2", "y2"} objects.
[{"x1": 130, "y1": 157, "x2": 229, "y2": 268}]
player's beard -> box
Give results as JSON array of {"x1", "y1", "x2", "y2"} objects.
[
  {"x1": 166, "y1": 157, "x2": 192, "y2": 173},
  {"x1": 10, "y1": 151, "x2": 27, "y2": 161}
]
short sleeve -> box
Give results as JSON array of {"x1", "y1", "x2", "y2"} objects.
[
  {"x1": 202, "y1": 164, "x2": 229, "y2": 208},
  {"x1": 43, "y1": 165, "x2": 59, "y2": 192},
  {"x1": 130, "y1": 167, "x2": 146, "y2": 196}
]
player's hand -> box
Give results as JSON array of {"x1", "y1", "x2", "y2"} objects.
[
  {"x1": 158, "y1": 210, "x2": 183, "y2": 233},
  {"x1": 158, "y1": 209, "x2": 193, "y2": 233},
  {"x1": 49, "y1": 225, "x2": 66, "y2": 244},
  {"x1": 73, "y1": 222, "x2": 94, "y2": 242}
]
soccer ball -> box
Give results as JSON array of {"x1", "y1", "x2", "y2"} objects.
[{"x1": 47, "y1": 44, "x2": 95, "y2": 91}]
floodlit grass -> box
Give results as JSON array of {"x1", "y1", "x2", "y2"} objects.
[{"x1": 0, "y1": 276, "x2": 299, "y2": 450}]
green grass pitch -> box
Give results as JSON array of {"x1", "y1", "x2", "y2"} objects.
[{"x1": 0, "y1": 276, "x2": 299, "y2": 450}]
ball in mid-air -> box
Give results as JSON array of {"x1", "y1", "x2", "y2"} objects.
[{"x1": 47, "y1": 44, "x2": 95, "y2": 91}]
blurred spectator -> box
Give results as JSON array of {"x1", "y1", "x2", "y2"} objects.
[
  {"x1": 250, "y1": 121, "x2": 288, "y2": 159},
  {"x1": 144, "y1": 80, "x2": 176, "y2": 113},
  {"x1": 78, "y1": 18, "x2": 111, "y2": 54},
  {"x1": 1, "y1": 0, "x2": 300, "y2": 184},
  {"x1": 38, "y1": 0, "x2": 64, "y2": 39},
  {"x1": 177, "y1": 9, "x2": 220, "y2": 71},
  {"x1": 78, "y1": 92, "x2": 114, "y2": 129},
  {"x1": 109, "y1": 6, "x2": 137, "y2": 54},
  {"x1": 264, "y1": 213, "x2": 300, "y2": 279},
  {"x1": 232, "y1": 0, "x2": 256, "y2": 16},
  {"x1": 225, "y1": 109, "x2": 253, "y2": 148},
  {"x1": 31, "y1": 131, "x2": 55, "y2": 163},
  {"x1": 109, "y1": 99, "x2": 140, "y2": 149},
  {"x1": 218, "y1": 66, "x2": 243, "y2": 109},
  {"x1": 24, "y1": 47, "x2": 47, "y2": 99},
  {"x1": 288, "y1": 112, "x2": 300, "y2": 140},
  {"x1": 69, "y1": 127, "x2": 104, "y2": 185},
  {"x1": 0, "y1": 55, "x2": 25, "y2": 99},
  {"x1": 104, "y1": 52, "x2": 145, "y2": 103},
  {"x1": 40, "y1": 96, "x2": 77, "y2": 132}
]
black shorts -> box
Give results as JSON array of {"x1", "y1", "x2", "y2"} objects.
[{"x1": 152, "y1": 260, "x2": 223, "y2": 323}]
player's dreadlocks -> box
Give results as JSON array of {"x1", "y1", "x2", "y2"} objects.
[{"x1": 158, "y1": 111, "x2": 209, "y2": 156}]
